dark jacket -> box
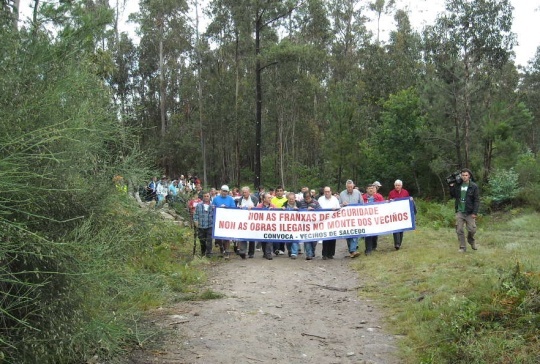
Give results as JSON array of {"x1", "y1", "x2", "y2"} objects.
[{"x1": 450, "y1": 181, "x2": 480, "y2": 215}]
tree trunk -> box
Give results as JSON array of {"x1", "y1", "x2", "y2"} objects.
[
  {"x1": 159, "y1": 28, "x2": 166, "y2": 138},
  {"x1": 234, "y1": 31, "x2": 241, "y2": 188},
  {"x1": 254, "y1": 16, "x2": 262, "y2": 189},
  {"x1": 12, "y1": 0, "x2": 20, "y2": 30},
  {"x1": 451, "y1": 76, "x2": 462, "y2": 168},
  {"x1": 195, "y1": 1, "x2": 207, "y2": 188},
  {"x1": 463, "y1": 58, "x2": 471, "y2": 168}
]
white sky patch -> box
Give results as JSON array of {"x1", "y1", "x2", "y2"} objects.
[{"x1": 17, "y1": 0, "x2": 540, "y2": 67}]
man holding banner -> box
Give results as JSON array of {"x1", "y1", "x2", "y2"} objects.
[
  {"x1": 318, "y1": 187, "x2": 341, "y2": 260},
  {"x1": 297, "y1": 191, "x2": 321, "y2": 260},
  {"x1": 339, "y1": 180, "x2": 363, "y2": 258},
  {"x1": 212, "y1": 185, "x2": 236, "y2": 258},
  {"x1": 212, "y1": 189, "x2": 416, "y2": 260}
]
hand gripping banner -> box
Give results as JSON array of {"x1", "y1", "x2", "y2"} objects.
[{"x1": 213, "y1": 198, "x2": 415, "y2": 242}]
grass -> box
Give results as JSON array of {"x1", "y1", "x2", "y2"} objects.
[{"x1": 352, "y1": 204, "x2": 540, "y2": 364}]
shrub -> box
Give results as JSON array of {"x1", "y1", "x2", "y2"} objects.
[
  {"x1": 485, "y1": 168, "x2": 521, "y2": 208},
  {"x1": 414, "y1": 199, "x2": 455, "y2": 229}
]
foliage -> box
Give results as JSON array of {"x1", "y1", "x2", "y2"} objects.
[
  {"x1": 414, "y1": 199, "x2": 455, "y2": 229},
  {"x1": 516, "y1": 183, "x2": 540, "y2": 212},
  {"x1": 515, "y1": 150, "x2": 540, "y2": 186},
  {"x1": 353, "y1": 211, "x2": 540, "y2": 364},
  {"x1": 3, "y1": 0, "x2": 540, "y2": 360},
  {"x1": 0, "y1": 12, "x2": 204, "y2": 363},
  {"x1": 486, "y1": 168, "x2": 521, "y2": 206}
]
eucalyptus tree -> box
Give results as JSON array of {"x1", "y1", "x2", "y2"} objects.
[
  {"x1": 368, "y1": 0, "x2": 394, "y2": 44},
  {"x1": 203, "y1": 0, "x2": 255, "y2": 186},
  {"x1": 1, "y1": 0, "x2": 19, "y2": 29},
  {"x1": 132, "y1": 0, "x2": 192, "y2": 142},
  {"x1": 423, "y1": 0, "x2": 516, "y2": 172},
  {"x1": 204, "y1": 0, "x2": 300, "y2": 189},
  {"x1": 520, "y1": 47, "x2": 540, "y2": 155},
  {"x1": 479, "y1": 62, "x2": 532, "y2": 178},
  {"x1": 324, "y1": 0, "x2": 372, "y2": 187},
  {"x1": 385, "y1": 9, "x2": 422, "y2": 92},
  {"x1": 259, "y1": 0, "x2": 331, "y2": 188}
]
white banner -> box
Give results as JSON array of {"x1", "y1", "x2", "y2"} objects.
[{"x1": 213, "y1": 198, "x2": 415, "y2": 242}]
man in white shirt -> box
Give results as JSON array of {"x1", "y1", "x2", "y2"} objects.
[
  {"x1": 237, "y1": 186, "x2": 258, "y2": 258},
  {"x1": 318, "y1": 186, "x2": 341, "y2": 259}
]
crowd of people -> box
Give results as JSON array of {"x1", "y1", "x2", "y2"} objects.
[
  {"x1": 184, "y1": 179, "x2": 415, "y2": 261},
  {"x1": 142, "y1": 168, "x2": 479, "y2": 259}
]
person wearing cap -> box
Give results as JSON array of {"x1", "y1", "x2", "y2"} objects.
[
  {"x1": 339, "y1": 180, "x2": 363, "y2": 258},
  {"x1": 363, "y1": 184, "x2": 385, "y2": 255},
  {"x1": 212, "y1": 185, "x2": 237, "y2": 258},
  {"x1": 372, "y1": 181, "x2": 384, "y2": 200},
  {"x1": 388, "y1": 179, "x2": 413, "y2": 250}
]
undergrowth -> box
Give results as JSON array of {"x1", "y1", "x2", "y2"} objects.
[
  {"x1": 0, "y1": 191, "x2": 210, "y2": 363},
  {"x1": 352, "y1": 207, "x2": 540, "y2": 364}
]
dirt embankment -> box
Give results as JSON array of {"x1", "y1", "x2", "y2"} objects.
[{"x1": 127, "y1": 240, "x2": 401, "y2": 364}]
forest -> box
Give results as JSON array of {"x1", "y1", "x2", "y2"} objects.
[{"x1": 1, "y1": 0, "x2": 539, "y2": 363}]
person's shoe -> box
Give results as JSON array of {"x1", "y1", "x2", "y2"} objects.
[
  {"x1": 298, "y1": 249, "x2": 303, "y2": 255},
  {"x1": 265, "y1": 254, "x2": 273, "y2": 260},
  {"x1": 274, "y1": 250, "x2": 280, "y2": 256},
  {"x1": 256, "y1": 248, "x2": 261, "y2": 252},
  {"x1": 306, "y1": 256, "x2": 312, "y2": 260},
  {"x1": 224, "y1": 252, "x2": 230, "y2": 259},
  {"x1": 458, "y1": 247, "x2": 466, "y2": 253},
  {"x1": 395, "y1": 245, "x2": 401, "y2": 250},
  {"x1": 322, "y1": 256, "x2": 327, "y2": 260},
  {"x1": 288, "y1": 251, "x2": 292, "y2": 257},
  {"x1": 328, "y1": 256, "x2": 334, "y2": 259},
  {"x1": 278, "y1": 250, "x2": 285, "y2": 255},
  {"x1": 365, "y1": 251, "x2": 372, "y2": 256},
  {"x1": 290, "y1": 254, "x2": 297, "y2": 259},
  {"x1": 470, "y1": 242, "x2": 477, "y2": 250},
  {"x1": 240, "y1": 253, "x2": 246, "y2": 259},
  {"x1": 248, "y1": 254, "x2": 254, "y2": 258}
]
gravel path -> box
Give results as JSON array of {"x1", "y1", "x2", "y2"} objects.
[{"x1": 127, "y1": 240, "x2": 401, "y2": 364}]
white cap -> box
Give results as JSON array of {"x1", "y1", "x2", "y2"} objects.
[
  {"x1": 221, "y1": 185, "x2": 230, "y2": 191},
  {"x1": 373, "y1": 181, "x2": 382, "y2": 187}
]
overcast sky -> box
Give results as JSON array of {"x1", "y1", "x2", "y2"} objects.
[
  {"x1": 384, "y1": 0, "x2": 540, "y2": 67},
  {"x1": 18, "y1": 0, "x2": 540, "y2": 67}
]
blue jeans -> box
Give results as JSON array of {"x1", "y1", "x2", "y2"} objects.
[
  {"x1": 346, "y1": 237, "x2": 358, "y2": 253},
  {"x1": 286, "y1": 242, "x2": 299, "y2": 256},
  {"x1": 303, "y1": 241, "x2": 317, "y2": 258}
]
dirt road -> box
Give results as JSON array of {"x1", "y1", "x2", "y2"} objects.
[{"x1": 127, "y1": 240, "x2": 400, "y2": 364}]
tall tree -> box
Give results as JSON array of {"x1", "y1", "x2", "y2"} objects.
[
  {"x1": 368, "y1": 0, "x2": 395, "y2": 44},
  {"x1": 253, "y1": 0, "x2": 298, "y2": 189},
  {"x1": 520, "y1": 46, "x2": 540, "y2": 155},
  {"x1": 133, "y1": 0, "x2": 191, "y2": 141},
  {"x1": 424, "y1": 0, "x2": 516, "y2": 170}
]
